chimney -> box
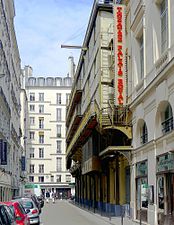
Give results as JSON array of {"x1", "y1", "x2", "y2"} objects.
[
  {"x1": 23, "y1": 65, "x2": 33, "y2": 77},
  {"x1": 68, "y1": 56, "x2": 75, "y2": 79},
  {"x1": 22, "y1": 65, "x2": 33, "y2": 87}
]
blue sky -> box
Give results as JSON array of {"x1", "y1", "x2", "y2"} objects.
[{"x1": 14, "y1": 0, "x2": 94, "y2": 77}]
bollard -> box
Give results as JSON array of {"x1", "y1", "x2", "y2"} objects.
[
  {"x1": 109, "y1": 203, "x2": 111, "y2": 221},
  {"x1": 121, "y1": 205, "x2": 124, "y2": 225},
  {"x1": 139, "y1": 208, "x2": 142, "y2": 225}
]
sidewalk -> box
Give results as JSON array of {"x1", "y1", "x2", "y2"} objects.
[{"x1": 69, "y1": 201, "x2": 141, "y2": 225}]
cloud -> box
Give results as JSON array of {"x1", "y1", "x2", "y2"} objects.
[{"x1": 14, "y1": 0, "x2": 93, "y2": 77}]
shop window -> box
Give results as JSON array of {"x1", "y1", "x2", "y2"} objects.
[
  {"x1": 157, "y1": 176, "x2": 164, "y2": 209},
  {"x1": 136, "y1": 160, "x2": 148, "y2": 222}
]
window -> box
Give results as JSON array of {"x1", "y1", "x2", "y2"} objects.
[
  {"x1": 39, "y1": 117, "x2": 44, "y2": 129},
  {"x1": 30, "y1": 148, "x2": 34, "y2": 158},
  {"x1": 38, "y1": 176, "x2": 44, "y2": 183},
  {"x1": 28, "y1": 78, "x2": 36, "y2": 86},
  {"x1": 66, "y1": 93, "x2": 70, "y2": 105},
  {"x1": 157, "y1": 176, "x2": 164, "y2": 209},
  {"x1": 30, "y1": 105, "x2": 35, "y2": 112},
  {"x1": 39, "y1": 93, "x2": 44, "y2": 102},
  {"x1": 39, "y1": 105, "x2": 44, "y2": 113},
  {"x1": 30, "y1": 117, "x2": 35, "y2": 126},
  {"x1": 139, "y1": 35, "x2": 144, "y2": 79},
  {"x1": 51, "y1": 176, "x2": 54, "y2": 182},
  {"x1": 56, "y1": 175, "x2": 61, "y2": 183},
  {"x1": 56, "y1": 108, "x2": 62, "y2": 121},
  {"x1": 39, "y1": 133, "x2": 44, "y2": 144},
  {"x1": 29, "y1": 176, "x2": 34, "y2": 182},
  {"x1": 162, "y1": 104, "x2": 173, "y2": 133},
  {"x1": 39, "y1": 148, "x2": 44, "y2": 158},
  {"x1": 56, "y1": 125, "x2": 61, "y2": 137},
  {"x1": 29, "y1": 164, "x2": 35, "y2": 173},
  {"x1": 140, "y1": 122, "x2": 148, "y2": 144},
  {"x1": 56, "y1": 93, "x2": 62, "y2": 105},
  {"x1": 161, "y1": 0, "x2": 168, "y2": 53},
  {"x1": 66, "y1": 175, "x2": 71, "y2": 183},
  {"x1": 136, "y1": 161, "x2": 148, "y2": 221},
  {"x1": 29, "y1": 132, "x2": 35, "y2": 140},
  {"x1": 39, "y1": 164, "x2": 44, "y2": 173},
  {"x1": 29, "y1": 93, "x2": 35, "y2": 101},
  {"x1": 38, "y1": 78, "x2": 45, "y2": 86},
  {"x1": 56, "y1": 141, "x2": 62, "y2": 153},
  {"x1": 56, "y1": 157, "x2": 62, "y2": 171}
]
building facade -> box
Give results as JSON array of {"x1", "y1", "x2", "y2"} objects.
[
  {"x1": 128, "y1": 0, "x2": 174, "y2": 224},
  {"x1": 66, "y1": 0, "x2": 174, "y2": 225},
  {"x1": 66, "y1": 0, "x2": 132, "y2": 217},
  {"x1": 24, "y1": 60, "x2": 75, "y2": 198},
  {"x1": 0, "y1": 0, "x2": 22, "y2": 200}
]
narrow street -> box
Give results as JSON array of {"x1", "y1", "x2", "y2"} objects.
[{"x1": 40, "y1": 200, "x2": 111, "y2": 225}]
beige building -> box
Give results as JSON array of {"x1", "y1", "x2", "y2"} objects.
[
  {"x1": 24, "y1": 58, "x2": 75, "y2": 198},
  {"x1": 0, "y1": 0, "x2": 22, "y2": 200},
  {"x1": 66, "y1": 0, "x2": 174, "y2": 225},
  {"x1": 128, "y1": 0, "x2": 174, "y2": 224}
]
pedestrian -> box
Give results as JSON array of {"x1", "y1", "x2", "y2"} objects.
[
  {"x1": 52, "y1": 192, "x2": 56, "y2": 203},
  {"x1": 46, "y1": 191, "x2": 50, "y2": 203}
]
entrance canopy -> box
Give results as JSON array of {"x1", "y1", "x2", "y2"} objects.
[{"x1": 99, "y1": 145, "x2": 133, "y2": 164}]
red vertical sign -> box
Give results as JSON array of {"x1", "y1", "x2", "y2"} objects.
[{"x1": 113, "y1": 4, "x2": 126, "y2": 106}]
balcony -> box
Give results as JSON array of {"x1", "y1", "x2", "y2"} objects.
[
  {"x1": 66, "y1": 102, "x2": 97, "y2": 158},
  {"x1": 82, "y1": 156, "x2": 101, "y2": 175},
  {"x1": 0, "y1": 86, "x2": 11, "y2": 115},
  {"x1": 66, "y1": 79, "x2": 82, "y2": 125},
  {"x1": 162, "y1": 117, "x2": 174, "y2": 134},
  {"x1": 97, "y1": 102, "x2": 132, "y2": 139},
  {"x1": 66, "y1": 104, "x2": 82, "y2": 143}
]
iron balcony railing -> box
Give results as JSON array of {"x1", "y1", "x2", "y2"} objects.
[
  {"x1": 140, "y1": 133, "x2": 148, "y2": 144},
  {"x1": 162, "y1": 117, "x2": 174, "y2": 134}
]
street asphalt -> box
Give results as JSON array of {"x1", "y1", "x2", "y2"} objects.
[
  {"x1": 40, "y1": 200, "x2": 113, "y2": 225},
  {"x1": 40, "y1": 200, "x2": 139, "y2": 225}
]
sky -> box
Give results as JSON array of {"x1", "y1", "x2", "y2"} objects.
[{"x1": 14, "y1": 0, "x2": 94, "y2": 77}]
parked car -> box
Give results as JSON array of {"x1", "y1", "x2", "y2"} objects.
[
  {"x1": 15, "y1": 198, "x2": 40, "y2": 225},
  {"x1": 4, "y1": 201, "x2": 30, "y2": 225},
  {"x1": 0, "y1": 203, "x2": 16, "y2": 225},
  {"x1": 30, "y1": 195, "x2": 42, "y2": 213},
  {"x1": 23, "y1": 195, "x2": 41, "y2": 214},
  {"x1": 36, "y1": 196, "x2": 44, "y2": 208}
]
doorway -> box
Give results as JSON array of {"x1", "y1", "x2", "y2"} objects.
[{"x1": 157, "y1": 174, "x2": 174, "y2": 225}]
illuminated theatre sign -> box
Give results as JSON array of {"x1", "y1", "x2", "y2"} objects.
[{"x1": 113, "y1": 4, "x2": 126, "y2": 106}]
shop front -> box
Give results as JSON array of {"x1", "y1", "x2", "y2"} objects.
[
  {"x1": 157, "y1": 153, "x2": 174, "y2": 225},
  {"x1": 136, "y1": 160, "x2": 148, "y2": 222}
]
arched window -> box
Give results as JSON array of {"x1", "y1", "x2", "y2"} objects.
[
  {"x1": 140, "y1": 122, "x2": 148, "y2": 144},
  {"x1": 46, "y1": 77, "x2": 54, "y2": 86},
  {"x1": 161, "y1": 104, "x2": 173, "y2": 133},
  {"x1": 28, "y1": 78, "x2": 36, "y2": 86},
  {"x1": 37, "y1": 78, "x2": 45, "y2": 86},
  {"x1": 64, "y1": 77, "x2": 72, "y2": 86},
  {"x1": 55, "y1": 78, "x2": 62, "y2": 86}
]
